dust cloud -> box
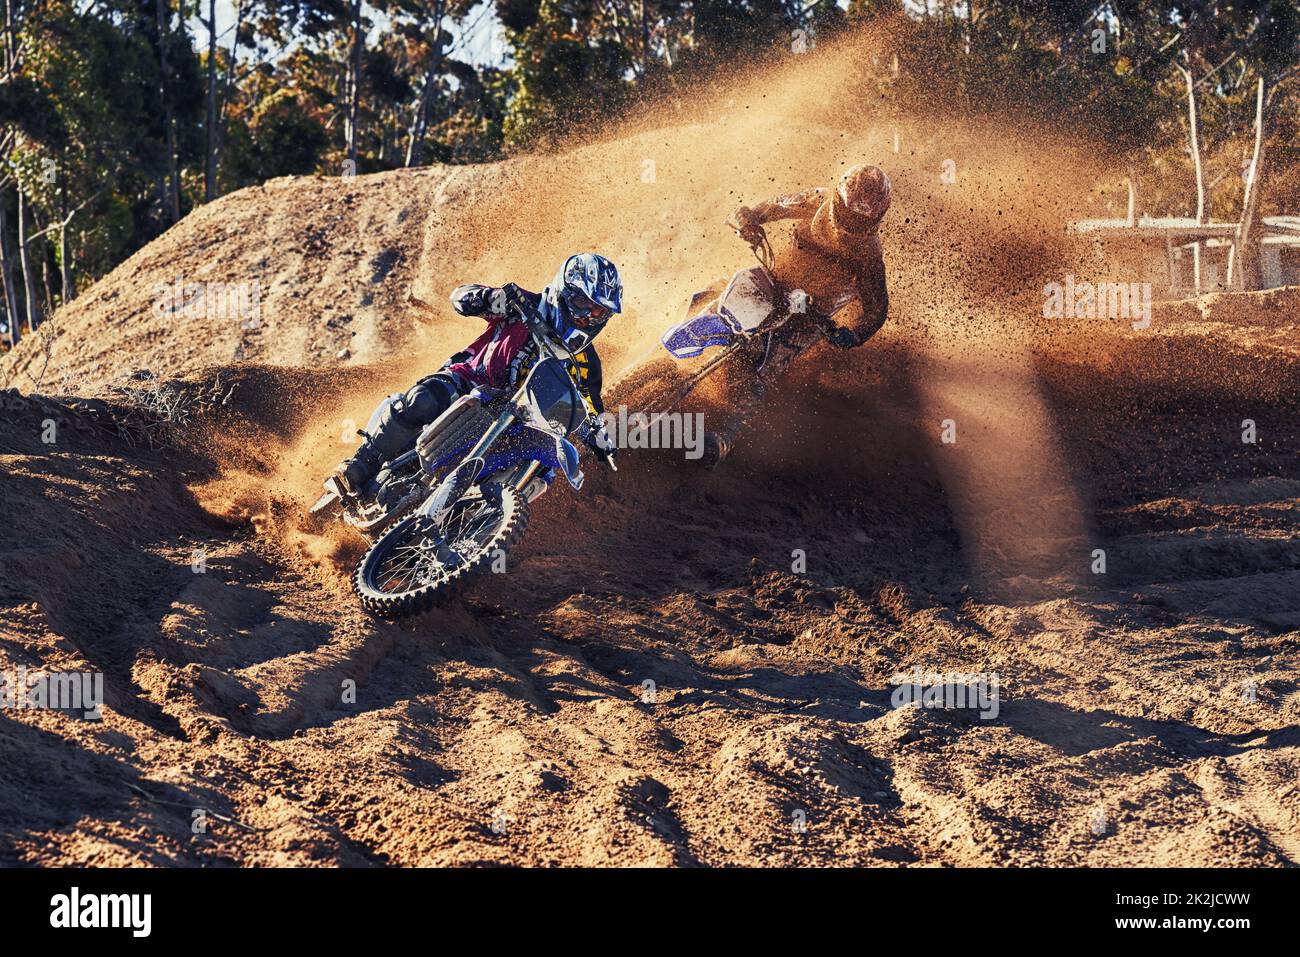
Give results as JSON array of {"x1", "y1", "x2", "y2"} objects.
[{"x1": 283, "y1": 24, "x2": 1111, "y2": 584}]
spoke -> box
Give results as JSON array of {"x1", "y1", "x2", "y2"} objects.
[
  {"x1": 368, "y1": 500, "x2": 508, "y2": 596},
  {"x1": 376, "y1": 524, "x2": 446, "y2": 592},
  {"x1": 444, "y1": 501, "x2": 482, "y2": 541},
  {"x1": 446, "y1": 500, "x2": 498, "y2": 551},
  {"x1": 379, "y1": 545, "x2": 431, "y2": 581}
]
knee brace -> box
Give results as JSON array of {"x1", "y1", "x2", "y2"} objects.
[
  {"x1": 402, "y1": 375, "x2": 460, "y2": 425},
  {"x1": 367, "y1": 376, "x2": 456, "y2": 460}
]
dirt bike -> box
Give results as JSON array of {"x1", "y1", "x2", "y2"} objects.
[
  {"x1": 654, "y1": 219, "x2": 833, "y2": 412},
  {"x1": 310, "y1": 292, "x2": 615, "y2": 618}
]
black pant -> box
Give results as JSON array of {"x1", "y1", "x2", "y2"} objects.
[{"x1": 367, "y1": 371, "x2": 468, "y2": 463}]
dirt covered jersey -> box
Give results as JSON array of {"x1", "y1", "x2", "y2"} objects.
[{"x1": 760, "y1": 189, "x2": 889, "y2": 343}]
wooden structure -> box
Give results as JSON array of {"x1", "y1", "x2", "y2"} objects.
[{"x1": 1069, "y1": 215, "x2": 1300, "y2": 296}]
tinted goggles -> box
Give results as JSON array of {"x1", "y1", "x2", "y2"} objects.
[{"x1": 566, "y1": 290, "x2": 613, "y2": 326}]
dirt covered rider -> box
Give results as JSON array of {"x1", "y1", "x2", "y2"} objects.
[
  {"x1": 702, "y1": 163, "x2": 892, "y2": 467},
  {"x1": 331, "y1": 253, "x2": 622, "y2": 498}
]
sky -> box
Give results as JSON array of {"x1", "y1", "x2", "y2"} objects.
[{"x1": 189, "y1": 0, "x2": 509, "y2": 69}]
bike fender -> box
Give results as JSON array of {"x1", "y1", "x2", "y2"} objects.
[
  {"x1": 418, "y1": 455, "x2": 484, "y2": 522},
  {"x1": 661, "y1": 313, "x2": 738, "y2": 359}
]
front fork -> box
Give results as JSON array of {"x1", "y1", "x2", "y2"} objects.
[{"x1": 449, "y1": 405, "x2": 553, "y2": 503}]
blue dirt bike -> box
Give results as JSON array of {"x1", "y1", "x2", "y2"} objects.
[{"x1": 311, "y1": 294, "x2": 615, "y2": 618}]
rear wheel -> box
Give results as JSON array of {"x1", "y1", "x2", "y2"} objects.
[{"x1": 352, "y1": 485, "x2": 529, "y2": 618}]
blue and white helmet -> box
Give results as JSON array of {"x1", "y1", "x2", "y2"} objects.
[{"x1": 541, "y1": 253, "x2": 623, "y2": 350}]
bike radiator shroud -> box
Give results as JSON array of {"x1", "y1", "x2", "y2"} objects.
[
  {"x1": 413, "y1": 358, "x2": 586, "y2": 490},
  {"x1": 661, "y1": 266, "x2": 780, "y2": 359},
  {"x1": 415, "y1": 394, "x2": 494, "y2": 469}
]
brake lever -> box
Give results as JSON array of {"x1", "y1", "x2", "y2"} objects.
[
  {"x1": 506, "y1": 292, "x2": 533, "y2": 325},
  {"x1": 731, "y1": 220, "x2": 768, "y2": 254},
  {"x1": 581, "y1": 414, "x2": 618, "y2": 471}
]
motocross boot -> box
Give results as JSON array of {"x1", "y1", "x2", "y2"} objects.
[
  {"x1": 701, "y1": 367, "x2": 769, "y2": 470},
  {"x1": 331, "y1": 440, "x2": 387, "y2": 498},
  {"x1": 700, "y1": 431, "x2": 732, "y2": 470},
  {"x1": 332, "y1": 378, "x2": 455, "y2": 498}
]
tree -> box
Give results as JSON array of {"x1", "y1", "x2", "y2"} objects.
[{"x1": 397, "y1": 0, "x2": 455, "y2": 166}]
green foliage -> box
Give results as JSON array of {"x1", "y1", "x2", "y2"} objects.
[{"x1": 226, "y1": 88, "x2": 332, "y2": 183}]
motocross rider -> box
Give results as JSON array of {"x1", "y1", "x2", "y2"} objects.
[
  {"x1": 330, "y1": 253, "x2": 622, "y2": 498},
  {"x1": 702, "y1": 163, "x2": 891, "y2": 468}
]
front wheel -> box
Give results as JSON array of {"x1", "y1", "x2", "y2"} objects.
[{"x1": 352, "y1": 484, "x2": 529, "y2": 617}]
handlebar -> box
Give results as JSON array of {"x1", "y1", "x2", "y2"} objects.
[
  {"x1": 503, "y1": 286, "x2": 541, "y2": 327},
  {"x1": 728, "y1": 217, "x2": 775, "y2": 273}
]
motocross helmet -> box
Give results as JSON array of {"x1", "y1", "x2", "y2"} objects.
[
  {"x1": 838, "y1": 164, "x2": 892, "y2": 224},
  {"x1": 808, "y1": 164, "x2": 891, "y2": 251},
  {"x1": 541, "y1": 253, "x2": 623, "y2": 351}
]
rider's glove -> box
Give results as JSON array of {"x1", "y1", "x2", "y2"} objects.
[
  {"x1": 580, "y1": 415, "x2": 617, "y2": 460},
  {"x1": 733, "y1": 206, "x2": 766, "y2": 246},
  {"x1": 827, "y1": 325, "x2": 862, "y2": 350},
  {"x1": 488, "y1": 283, "x2": 525, "y2": 319}
]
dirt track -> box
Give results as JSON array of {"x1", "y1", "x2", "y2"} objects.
[
  {"x1": 2, "y1": 287, "x2": 1297, "y2": 865},
  {"x1": 1, "y1": 29, "x2": 1298, "y2": 866}
]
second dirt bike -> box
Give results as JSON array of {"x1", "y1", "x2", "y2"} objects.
[{"x1": 655, "y1": 221, "x2": 831, "y2": 411}]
